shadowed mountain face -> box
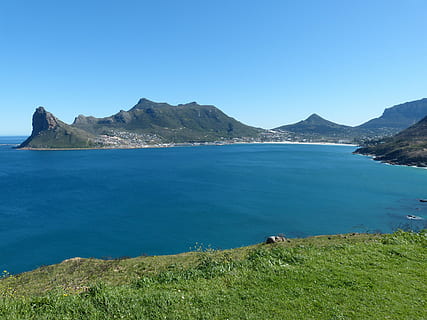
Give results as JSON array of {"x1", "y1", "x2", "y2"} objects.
[
  {"x1": 355, "y1": 115, "x2": 427, "y2": 167},
  {"x1": 358, "y1": 98, "x2": 427, "y2": 131},
  {"x1": 19, "y1": 99, "x2": 262, "y2": 149}
]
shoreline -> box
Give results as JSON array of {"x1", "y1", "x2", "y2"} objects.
[
  {"x1": 354, "y1": 151, "x2": 427, "y2": 169},
  {"x1": 17, "y1": 141, "x2": 359, "y2": 151},
  {"x1": 18, "y1": 141, "x2": 358, "y2": 151}
]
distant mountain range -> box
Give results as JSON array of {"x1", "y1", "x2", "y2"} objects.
[
  {"x1": 358, "y1": 98, "x2": 427, "y2": 131},
  {"x1": 18, "y1": 97, "x2": 427, "y2": 149},
  {"x1": 19, "y1": 99, "x2": 262, "y2": 149},
  {"x1": 274, "y1": 98, "x2": 427, "y2": 142}
]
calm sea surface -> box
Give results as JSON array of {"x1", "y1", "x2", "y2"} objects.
[{"x1": 1, "y1": 137, "x2": 426, "y2": 273}]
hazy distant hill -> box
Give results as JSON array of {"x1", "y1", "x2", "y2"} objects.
[
  {"x1": 19, "y1": 99, "x2": 262, "y2": 149},
  {"x1": 355, "y1": 115, "x2": 427, "y2": 167},
  {"x1": 357, "y1": 98, "x2": 427, "y2": 133}
]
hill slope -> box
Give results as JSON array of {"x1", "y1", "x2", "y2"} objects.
[
  {"x1": 355, "y1": 115, "x2": 427, "y2": 166},
  {"x1": 0, "y1": 231, "x2": 426, "y2": 319}
]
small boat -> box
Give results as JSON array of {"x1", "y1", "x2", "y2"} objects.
[
  {"x1": 406, "y1": 215, "x2": 424, "y2": 220},
  {"x1": 419, "y1": 199, "x2": 427, "y2": 202}
]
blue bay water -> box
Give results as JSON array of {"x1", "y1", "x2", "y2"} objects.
[{"x1": 1, "y1": 137, "x2": 426, "y2": 273}]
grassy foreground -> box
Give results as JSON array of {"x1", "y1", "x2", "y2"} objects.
[{"x1": 0, "y1": 231, "x2": 426, "y2": 319}]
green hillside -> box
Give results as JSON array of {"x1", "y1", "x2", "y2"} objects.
[
  {"x1": 0, "y1": 231, "x2": 426, "y2": 319},
  {"x1": 355, "y1": 115, "x2": 427, "y2": 167},
  {"x1": 73, "y1": 98, "x2": 262, "y2": 143}
]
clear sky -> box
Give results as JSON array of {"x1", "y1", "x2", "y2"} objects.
[{"x1": 1, "y1": 0, "x2": 427, "y2": 135}]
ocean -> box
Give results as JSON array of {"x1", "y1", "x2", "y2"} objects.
[{"x1": 1, "y1": 137, "x2": 426, "y2": 274}]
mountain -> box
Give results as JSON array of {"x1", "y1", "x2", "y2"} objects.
[
  {"x1": 357, "y1": 98, "x2": 427, "y2": 134},
  {"x1": 19, "y1": 107, "x2": 96, "y2": 149},
  {"x1": 275, "y1": 113, "x2": 352, "y2": 134},
  {"x1": 274, "y1": 114, "x2": 357, "y2": 142},
  {"x1": 273, "y1": 98, "x2": 427, "y2": 143},
  {"x1": 355, "y1": 115, "x2": 427, "y2": 167},
  {"x1": 72, "y1": 98, "x2": 261, "y2": 141},
  {"x1": 19, "y1": 99, "x2": 262, "y2": 149}
]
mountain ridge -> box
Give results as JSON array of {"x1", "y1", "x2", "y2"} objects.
[
  {"x1": 18, "y1": 97, "x2": 427, "y2": 149},
  {"x1": 19, "y1": 99, "x2": 262, "y2": 149},
  {"x1": 273, "y1": 98, "x2": 427, "y2": 143},
  {"x1": 358, "y1": 98, "x2": 427, "y2": 130}
]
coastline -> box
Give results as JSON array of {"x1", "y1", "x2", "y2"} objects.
[
  {"x1": 17, "y1": 141, "x2": 359, "y2": 151},
  {"x1": 243, "y1": 141, "x2": 359, "y2": 147},
  {"x1": 354, "y1": 150, "x2": 427, "y2": 169}
]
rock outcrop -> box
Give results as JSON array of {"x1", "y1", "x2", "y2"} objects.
[
  {"x1": 19, "y1": 107, "x2": 96, "y2": 149},
  {"x1": 30, "y1": 107, "x2": 59, "y2": 136},
  {"x1": 266, "y1": 235, "x2": 287, "y2": 244}
]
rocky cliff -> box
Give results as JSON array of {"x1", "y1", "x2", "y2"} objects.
[{"x1": 19, "y1": 107, "x2": 96, "y2": 149}]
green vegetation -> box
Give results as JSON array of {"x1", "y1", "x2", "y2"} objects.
[
  {"x1": 20, "y1": 124, "x2": 96, "y2": 149},
  {"x1": 1, "y1": 231, "x2": 426, "y2": 319}
]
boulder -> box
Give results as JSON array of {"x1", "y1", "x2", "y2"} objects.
[{"x1": 266, "y1": 235, "x2": 287, "y2": 244}]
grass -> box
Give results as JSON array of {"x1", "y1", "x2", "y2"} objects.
[{"x1": 0, "y1": 231, "x2": 426, "y2": 319}]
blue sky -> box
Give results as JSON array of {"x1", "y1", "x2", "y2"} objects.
[{"x1": 1, "y1": 0, "x2": 426, "y2": 135}]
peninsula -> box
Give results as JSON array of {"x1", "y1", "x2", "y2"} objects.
[{"x1": 19, "y1": 99, "x2": 263, "y2": 149}]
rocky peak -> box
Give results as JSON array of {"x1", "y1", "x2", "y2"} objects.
[
  {"x1": 137, "y1": 98, "x2": 152, "y2": 104},
  {"x1": 131, "y1": 98, "x2": 171, "y2": 111},
  {"x1": 31, "y1": 107, "x2": 59, "y2": 136},
  {"x1": 73, "y1": 114, "x2": 88, "y2": 125},
  {"x1": 305, "y1": 113, "x2": 324, "y2": 122}
]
